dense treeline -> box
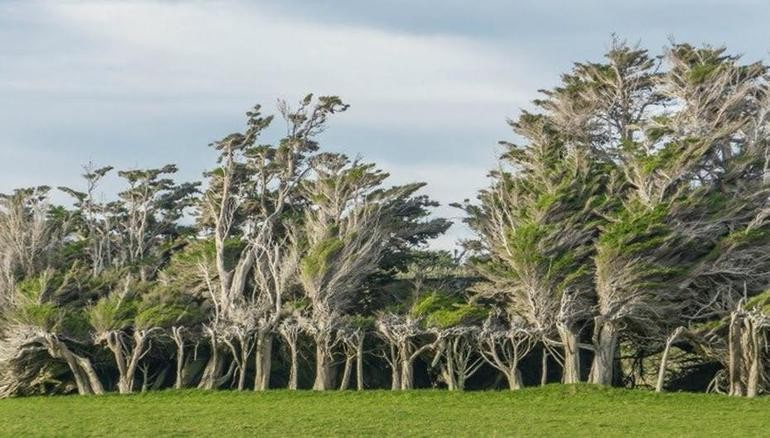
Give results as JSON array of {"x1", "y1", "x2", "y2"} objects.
[{"x1": 1, "y1": 41, "x2": 770, "y2": 398}]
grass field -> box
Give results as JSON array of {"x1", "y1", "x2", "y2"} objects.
[{"x1": 0, "y1": 385, "x2": 767, "y2": 437}]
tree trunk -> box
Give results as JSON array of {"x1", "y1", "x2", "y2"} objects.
[
  {"x1": 558, "y1": 325, "x2": 581, "y2": 384},
  {"x1": 198, "y1": 335, "x2": 223, "y2": 390},
  {"x1": 75, "y1": 356, "x2": 105, "y2": 395},
  {"x1": 236, "y1": 338, "x2": 249, "y2": 391},
  {"x1": 540, "y1": 349, "x2": 548, "y2": 386},
  {"x1": 656, "y1": 327, "x2": 683, "y2": 393},
  {"x1": 507, "y1": 368, "x2": 523, "y2": 390},
  {"x1": 356, "y1": 336, "x2": 365, "y2": 391},
  {"x1": 254, "y1": 333, "x2": 273, "y2": 391},
  {"x1": 745, "y1": 319, "x2": 760, "y2": 398},
  {"x1": 445, "y1": 346, "x2": 457, "y2": 391},
  {"x1": 174, "y1": 338, "x2": 185, "y2": 390},
  {"x1": 339, "y1": 356, "x2": 353, "y2": 390},
  {"x1": 400, "y1": 358, "x2": 414, "y2": 390},
  {"x1": 728, "y1": 312, "x2": 745, "y2": 396},
  {"x1": 313, "y1": 340, "x2": 333, "y2": 391},
  {"x1": 43, "y1": 334, "x2": 103, "y2": 395},
  {"x1": 389, "y1": 344, "x2": 401, "y2": 390},
  {"x1": 120, "y1": 331, "x2": 148, "y2": 394},
  {"x1": 287, "y1": 341, "x2": 299, "y2": 390},
  {"x1": 590, "y1": 321, "x2": 618, "y2": 385}
]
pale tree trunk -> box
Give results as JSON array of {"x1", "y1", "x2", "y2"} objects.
[
  {"x1": 287, "y1": 341, "x2": 299, "y2": 390},
  {"x1": 656, "y1": 327, "x2": 684, "y2": 393},
  {"x1": 507, "y1": 368, "x2": 523, "y2": 390},
  {"x1": 279, "y1": 324, "x2": 300, "y2": 390},
  {"x1": 76, "y1": 355, "x2": 104, "y2": 395},
  {"x1": 745, "y1": 319, "x2": 761, "y2": 398},
  {"x1": 400, "y1": 358, "x2": 414, "y2": 390},
  {"x1": 339, "y1": 356, "x2": 353, "y2": 390},
  {"x1": 590, "y1": 321, "x2": 618, "y2": 385},
  {"x1": 44, "y1": 334, "x2": 104, "y2": 395},
  {"x1": 228, "y1": 333, "x2": 254, "y2": 391},
  {"x1": 558, "y1": 325, "x2": 581, "y2": 384},
  {"x1": 389, "y1": 344, "x2": 402, "y2": 390},
  {"x1": 478, "y1": 333, "x2": 530, "y2": 391},
  {"x1": 728, "y1": 312, "x2": 745, "y2": 396},
  {"x1": 254, "y1": 333, "x2": 273, "y2": 391},
  {"x1": 441, "y1": 342, "x2": 457, "y2": 391},
  {"x1": 105, "y1": 330, "x2": 149, "y2": 394},
  {"x1": 313, "y1": 337, "x2": 333, "y2": 391},
  {"x1": 540, "y1": 349, "x2": 549, "y2": 386},
  {"x1": 355, "y1": 335, "x2": 365, "y2": 391},
  {"x1": 198, "y1": 331, "x2": 223, "y2": 390},
  {"x1": 171, "y1": 328, "x2": 185, "y2": 389},
  {"x1": 400, "y1": 341, "x2": 435, "y2": 390}
]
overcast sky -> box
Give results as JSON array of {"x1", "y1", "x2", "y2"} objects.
[{"x1": 2, "y1": 0, "x2": 769, "y2": 249}]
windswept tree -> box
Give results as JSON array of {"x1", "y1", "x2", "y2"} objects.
[
  {"x1": 298, "y1": 153, "x2": 444, "y2": 390},
  {"x1": 196, "y1": 95, "x2": 348, "y2": 389},
  {"x1": 89, "y1": 278, "x2": 194, "y2": 394},
  {"x1": 0, "y1": 187, "x2": 67, "y2": 303},
  {"x1": 60, "y1": 164, "x2": 198, "y2": 281},
  {"x1": 588, "y1": 44, "x2": 770, "y2": 385},
  {"x1": 0, "y1": 270, "x2": 104, "y2": 397},
  {"x1": 477, "y1": 311, "x2": 536, "y2": 390},
  {"x1": 376, "y1": 312, "x2": 438, "y2": 390},
  {"x1": 458, "y1": 112, "x2": 610, "y2": 384}
]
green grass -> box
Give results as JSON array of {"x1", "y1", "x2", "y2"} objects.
[{"x1": 0, "y1": 385, "x2": 768, "y2": 437}]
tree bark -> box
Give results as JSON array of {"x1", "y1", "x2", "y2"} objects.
[
  {"x1": 745, "y1": 319, "x2": 760, "y2": 398},
  {"x1": 656, "y1": 327, "x2": 683, "y2": 393},
  {"x1": 507, "y1": 369, "x2": 523, "y2": 390},
  {"x1": 558, "y1": 324, "x2": 581, "y2": 384},
  {"x1": 389, "y1": 344, "x2": 402, "y2": 391},
  {"x1": 728, "y1": 312, "x2": 745, "y2": 396},
  {"x1": 44, "y1": 335, "x2": 104, "y2": 395},
  {"x1": 355, "y1": 335, "x2": 365, "y2": 391},
  {"x1": 400, "y1": 357, "x2": 414, "y2": 390},
  {"x1": 590, "y1": 321, "x2": 618, "y2": 386},
  {"x1": 173, "y1": 331, "x2": 185, "y2": 389},
  {"x1": 313, "y1": 339, "x2": 333, "y2": 390},
  {"x1": 254, "y1": 333, "x2": 273, "y2": 391},
  {"x1": 287, "y1": 340, "x2": 299, "y2": 390},
  {"x1": 339, "y1": 356, "x2": 353, "y2": 390},
  {"x1": 540, "y1": 349, "x2": 548, "y2": 386},
  {"x1": 198, "y1": 334, "x2": 223, "y2": 390}
]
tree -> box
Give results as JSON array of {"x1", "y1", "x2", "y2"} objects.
[
  {"x1": 0, "y1": 269, "x2": 104, "y2": 396},
  {"x1": 459, "y1": 112, "x2": 610, "y2": 384},
  {"x1": 589, "y1": 44, "x2": 770, "y2": 385},
  {"x1": 478, "y1": 312, "x2": 536, "y2": 390},
  {"x1": 298, "y1": 154, "x2": 438, "y2": 390},
  {"x1": 197, "y1": 95, "x2": 347, "y2": 389}
]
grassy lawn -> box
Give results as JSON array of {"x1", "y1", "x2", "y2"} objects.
[{"x1": 0, "y1": 385, "x2": 767, "y2": 437}]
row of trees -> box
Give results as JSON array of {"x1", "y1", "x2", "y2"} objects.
[{"x1": 1, "y1": 42, "x2": 769, "y2": 398}]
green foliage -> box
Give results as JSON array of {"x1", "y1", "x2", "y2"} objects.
[
  {"x1": 505, "y1": 222, "x2": 547, "y2": 266},
  {"x1": 410, "y1": 291, "x2": 487, "y2": 328},
  {"x1": 134, "y1": 302, "x2": 199, "y2": 330},
  {"x1": 598, "y1": 202, "x2": 669, "y2": 252},
  {"x1": 410, "y1": 291, "x2": 457, "y2": 317},
  {"x1": 14, "y1": 302, "x2": 61, "y2": 331},
  {"x1": 300, "y1": 236, "x2": 343, "y2": 279},
  {"x1": 88, "y1": 295, "x2": 137, "y2": 333},
  {"x1": 746, "y1": 290, "x2": 770, "y2": 314},
  {"x1": 425, "y1": 304, "x2": 487, "y2": 329}
]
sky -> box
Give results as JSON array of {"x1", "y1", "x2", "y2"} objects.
[{"x1": 1, "y1": 0, "x2": 769, "y2": 249}]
